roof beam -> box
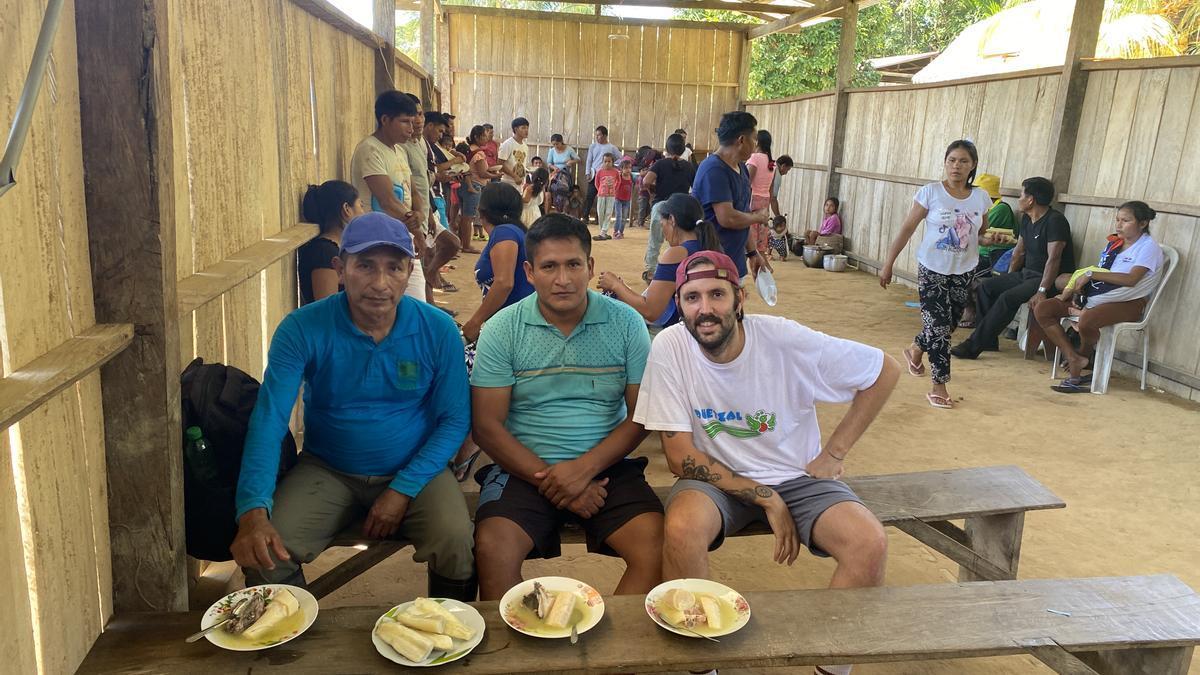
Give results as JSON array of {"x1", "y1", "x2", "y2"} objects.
[
  {"x1": 748, "y1": 0, "x2": 845, "y2": 38},
  {"x1": 561, "y1": 0, "x2": 809, "y2": 14}
]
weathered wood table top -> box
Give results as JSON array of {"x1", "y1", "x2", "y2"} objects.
[{"x1": 79, "y1": 575, "x2": 1200, "y2": 674}]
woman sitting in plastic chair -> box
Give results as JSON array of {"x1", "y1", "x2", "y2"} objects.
[{"x1": 1032, "y1": 201, "x2": 1164, "y2": 393}]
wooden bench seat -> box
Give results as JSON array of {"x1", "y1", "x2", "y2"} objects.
[
  {"x1": 311, "y1": 465, "x2": 1064, "y2": 599},
  {"x1": 80, "y1": 575, "x2": 1200, "y2": 674}
]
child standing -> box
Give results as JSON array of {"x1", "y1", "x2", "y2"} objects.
[
  {"x1": 592, "y1": 153, "x2": 619, "y2": 241},
  {"x1": 767, "y1": 216, "x2": 790, "y2": 261},
  {"x1": 612, "y1": 158, "x2": 634, "y2": 239}
]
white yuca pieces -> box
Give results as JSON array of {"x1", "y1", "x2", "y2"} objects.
[
  {"x1": 415, "y1": 630, "x2": 454, "y2": 651},
  {"x1": 412, "y1": 597, "x2": 475, "y2": 640},
  {"x1": 545, "y1": 591, "x2": 577, "y2": 629},
  {"x1": 241, "y1": 589, "x2": 300, "y2": 640},
  {"x1": 378, "y1": 619, "x2": 434, "y2": 662},
  {"x1": 699, "y1": 596, "x2": 722, "y2": 631},
  {"x1": 396, "y1": 613, "x2": 445, "y2": 634}
]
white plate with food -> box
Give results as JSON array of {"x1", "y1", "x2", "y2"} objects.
[
  {"x1": 200, "y1": 584, "x2": 318, "y2": 651},
  {"x1": 500, "y1": 576, "x2": 605, "y2": 639},
  {"x1": 644, "y1": 578, "x2": 751, "y2": 638},
  {"x1": 372, "y1": 597, "x2": 485, "y2": 667}
]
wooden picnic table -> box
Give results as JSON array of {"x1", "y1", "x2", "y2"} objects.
[{"x1": 79, "y1": 575, "x2": 1200, "y2": 674}]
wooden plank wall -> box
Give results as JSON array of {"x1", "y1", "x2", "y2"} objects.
[
  {"x1": 0, "y1": 0, "x2": 113, "y2": 672},
  {"x1": 447, "y1": 8, "x2": 744, "y2": 154},
  {"x1": 172, "y1": 0, "x2": 379, "y2": 376},
  {"x1": 1064, "y1": 63, "x2": 1200, "y2": 395},
  {"x1": 744, "y1": 93, "x2": 836, "y2": 237},
  {"x1": 837, "y1": 73, "x2": 1062, "y2": 274}
]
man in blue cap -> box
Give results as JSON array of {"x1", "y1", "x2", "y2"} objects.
[{"x1": 232, "y1": 212, "x2": 476, "y2": 600}]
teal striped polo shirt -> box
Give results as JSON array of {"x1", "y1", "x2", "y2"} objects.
[{"x1": 470, "y1": 290, "x2": 651, "y2": 464}]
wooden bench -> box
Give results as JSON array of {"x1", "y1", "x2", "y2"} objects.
[
  {"x1": 311, "y1": 465, "x2": 1064, "y2": 599},
  {"x1": 79, "y1": 575, "x2": 1200, "y2": 674}
]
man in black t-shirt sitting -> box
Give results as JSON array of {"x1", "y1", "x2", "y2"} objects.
[{"x1": 952, "y1": 176, "x2": 1075, "y2": 359}]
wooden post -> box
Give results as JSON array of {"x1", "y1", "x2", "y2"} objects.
[
  {"x1": 823, "y1": 0, "x2": 858, "y2": 201},
  {"x1": 75, "y1": 0, "x2": 187, "y2": 612},
  {"x1": 1047, "y1": 0, "x2": 1104, "y2": 200},
  {"x1": 958, "y1": 512, "x2": 1024, "y2": 582},
  {"x1": 420, "y1": 0, "x2": 435, "y2": 78},
  {"x1": 374, "y1": 0, "x2": 397, "y2": 93},
  {"x1": 737, "y1": 34, "x2": 752, "y2": 108},
  {"x1": 437, "y1": 5, "x2": 451, "y2": 110}
]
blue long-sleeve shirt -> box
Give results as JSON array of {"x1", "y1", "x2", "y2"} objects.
[
  {"x1": 586, "y1": 141, "x2": 621, "y2": 178},
  {"x1": 235, "y1": 293, "x2": 470, "y2": 520}
]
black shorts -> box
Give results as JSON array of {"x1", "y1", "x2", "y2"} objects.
[{"x1": 474, "y1": 457, "x2": 663, "y2": 559}]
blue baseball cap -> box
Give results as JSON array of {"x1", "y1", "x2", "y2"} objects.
[{"x1": 339, "y1": 212, "x2": 416, "y2": 258}]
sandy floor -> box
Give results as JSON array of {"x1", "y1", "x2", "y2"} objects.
[{"x1": 198, "y1": 224, "x2": 1200, "y2": 673}]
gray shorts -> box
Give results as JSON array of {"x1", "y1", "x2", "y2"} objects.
[{"x1": 666, "y1": 475, "x2": 863, "y2": 558}]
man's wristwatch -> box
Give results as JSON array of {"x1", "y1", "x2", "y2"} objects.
[{"x1": 747, "y1": 250, "x2": 758, "y2": 257}]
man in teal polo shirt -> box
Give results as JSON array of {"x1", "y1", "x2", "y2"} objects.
[
  {"x1": 231, "y1": 212, "x2": 476, "y2": 600},
  {"x1": 470, "y1": 213, "x2": 663, "y2": 600}
]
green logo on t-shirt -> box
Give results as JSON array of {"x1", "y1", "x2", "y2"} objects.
[
  {"x1": 700, "y1": 409, "x2": 776, "y2": 439},
  {"x1": 396, "y1": 360, "x2": 419, "y2": 389}
]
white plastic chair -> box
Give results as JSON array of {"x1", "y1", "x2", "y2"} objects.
[{"x1": 1050, "y1": 245, "x2": 1179, "y2": 394}]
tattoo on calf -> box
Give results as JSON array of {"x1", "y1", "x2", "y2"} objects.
[{"x1": 681, "y1": 456, "x2": 721, "y2": 483}]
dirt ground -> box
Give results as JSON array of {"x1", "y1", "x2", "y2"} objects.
[{"x1": 199, "y1": 224, "x2": 1200, "y2": 673}]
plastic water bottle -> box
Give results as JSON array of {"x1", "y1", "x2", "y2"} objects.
[{"x1": 185, "y1": 426, "x2": 219, "y2": 486}]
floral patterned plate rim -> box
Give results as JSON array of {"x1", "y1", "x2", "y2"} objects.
[
  {"x1": 200, "y1": 584, "x2": 318, "y2": 651},
  {"x1": 644, "y1": 578, "x2": 751, "y2": 638},
  {"x1": 499, "y1": 576, "x2": 605, "y2": 639},
  {"x1": 371, "y1": 598, "x2": 486, "y2": 667}
]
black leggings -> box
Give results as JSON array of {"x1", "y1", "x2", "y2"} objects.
[{"x1": 916, "y1": 264, "x2": 971, "y2": 384}]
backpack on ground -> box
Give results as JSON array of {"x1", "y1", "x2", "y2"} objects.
[{"x1": 180, "y1": 358, "x2": 298, "y2": 561}]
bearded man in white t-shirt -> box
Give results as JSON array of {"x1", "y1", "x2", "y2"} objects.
[{"x1": 634, "y1": 250, "x2": 899, "y2": 675}]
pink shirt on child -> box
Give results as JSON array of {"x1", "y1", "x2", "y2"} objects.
[
  {"x1": 820, "y1": 213, "x2": 842, "y2": 235},
  {"x1": 595, "y1": 168, "x2": 620, "y2": 198}
]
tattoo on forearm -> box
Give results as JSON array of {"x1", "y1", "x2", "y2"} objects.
[
  {"x1": 725, "y1": 485, "x2": 774, "y2": 505},
  {"x1": 681, "y1": 456, "x2": 721, "y2": 483}
]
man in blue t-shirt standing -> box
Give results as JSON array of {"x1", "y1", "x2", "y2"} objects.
[
  {"x1": 469, "y1": 214, "x2": 662, "y2": 601},
  {"x1": 231, "y1": 212, "x2": 476, "y2": 600},
  {"x1": 691, "y1": 111, "x2": 772, "y2": 280}
]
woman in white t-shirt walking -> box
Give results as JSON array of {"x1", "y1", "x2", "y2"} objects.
[
  {"x1": 1033, "y1": 201, "x2": 1164, "y2": 393},
  {"x1": 880, "y1": 140, "x2": 991, "y2": 409}
]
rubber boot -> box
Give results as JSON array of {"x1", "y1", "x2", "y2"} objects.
[{"x1": 427, "y1": 570, "x2": 478, "y2": 602}]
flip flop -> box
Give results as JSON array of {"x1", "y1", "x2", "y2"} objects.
[
  {"x1": 903, "y1": 347, "x2": 926, "y2": 377},
  {"x1": 1051, "y1": 377, "x2": 1089, "y2": 394},
  {"x1": 441, "y1": 281, "x2": 459, "y2": 293},
  {"x1": 926, "y1": 392, "x2": 954, "y2": 409}
]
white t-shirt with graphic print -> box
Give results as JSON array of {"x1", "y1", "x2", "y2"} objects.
[
  {"x1": 914, "y1": 181, "x2": 992, "y2": 276},
  {"x1": 633, "y1": 315, "x2": 884, "y2": 486}
]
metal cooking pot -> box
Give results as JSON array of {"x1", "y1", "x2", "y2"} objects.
[
  {"x1": 824, "y1": 254, "x2": 848, "y2": 272},
  {"x1": 803, "y1": 245, "x2": 824, "y2": 268}
]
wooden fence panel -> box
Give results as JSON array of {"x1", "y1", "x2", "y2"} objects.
[
  {"x1": 1, "y1": 0, "x2": 112, "y2": 671},
  {"x1": 447, "y1": 8, "x2": 742, "y2": 154},
  {"x1": 745, "y1": 94, "x2": 834, "y2": 238}
]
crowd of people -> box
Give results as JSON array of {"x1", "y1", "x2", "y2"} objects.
[{"x1": 231, "y1": 89, "x2": 1167, "y2": 674}]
